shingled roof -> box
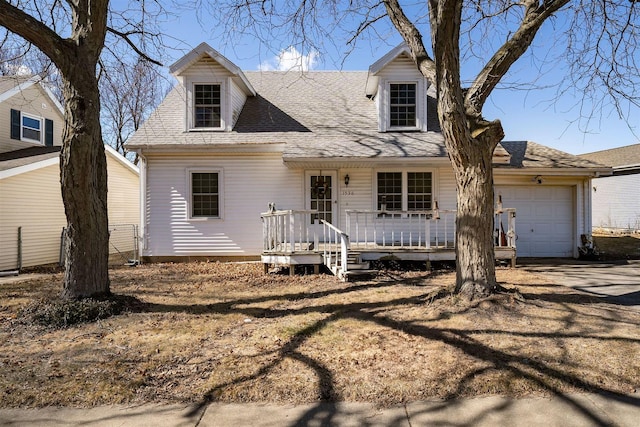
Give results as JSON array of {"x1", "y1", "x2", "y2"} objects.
[
  {"x1": 127, "y1": 71, "x2": 447, "y2": 159},
  {"x1": 498, "y1": 141, "x2": 608, "y2": 170},
  {"x1": 0, "y1": 146, "x2": 61, "y2": 172},
  {"x1": 579, "y1": 144, "x2": 640, "y2": 169},
  {"x1": 127, "y1": 69, "x2": 608, "y2": 172}
]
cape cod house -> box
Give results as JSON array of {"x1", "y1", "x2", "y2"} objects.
[
  {"x1": 0, "y1": 76, "x2": 140, "y2": 272},
  {"x1": 126, "y1": 42, "x2": 610, "y2": 278},
  {"x1": 580, "y1": 144, "x2": 640, "y2": 232}
]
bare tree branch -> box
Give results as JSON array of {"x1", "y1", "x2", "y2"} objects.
[
  {"x1": 0, "y1": 1, "x2": 71, "y2": 69},
  {"x1": 106, "y1": 26, "x2": 163, "y2": 66},
  {"x1": 464, "y1": 0, "x2": 571, "y2": 118},
  {"x1": 382, "y1": 0, "x2": 436, "y2": 84}
]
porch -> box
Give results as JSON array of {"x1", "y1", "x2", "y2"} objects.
[{"x1": 261, "y1": 206, "x2": 517, "y2": 280}]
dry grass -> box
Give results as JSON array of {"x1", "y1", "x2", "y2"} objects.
[
  {"x1": 593, "y1": 233, "x2": 640, "y2": 260},
  {"x1": 1, "y1": 262, "x2": 639, "y2": 408}
]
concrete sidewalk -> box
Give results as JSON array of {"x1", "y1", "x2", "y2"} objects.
[{"x1": 1, "y1": 392, "x2": 639, "y2": 426}]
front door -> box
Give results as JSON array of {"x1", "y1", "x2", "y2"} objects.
[{"x1": 306, "y1": 171, "x2": 338, "y2": 230}]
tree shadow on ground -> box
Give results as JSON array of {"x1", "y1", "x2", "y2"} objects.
[{"x1": 121, "y1": 278, "x2": 640, "y2": 426}]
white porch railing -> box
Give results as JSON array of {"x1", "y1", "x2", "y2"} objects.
[
  {"x1": 261, "y1": 206, "x2": 516, "y2": 276},
  {"x1": 494, "y1": 208, "x2": 516, "y2": 249},
  {"x1": 320, "y1": 220, "x2": 350, "y2": 276},
  {"x1": 261, "y1": 209, "x2": 318, "y2": 253},
  {"x1": 345, "y1": 209, "x2": 457, "y2": 249}
]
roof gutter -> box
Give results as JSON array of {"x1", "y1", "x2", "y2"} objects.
[{"x1": 493, "y1": 167, "x2": 612, "y2": 177}]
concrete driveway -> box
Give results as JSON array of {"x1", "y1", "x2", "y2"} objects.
[{"x1": 523, "y1": 259, "x2": 640, "y2": 310}]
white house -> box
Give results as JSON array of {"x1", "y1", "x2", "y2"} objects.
[
  {"x1": 0, "y1": 76, "x2": 140, "y2": 272},
  {"x1": 580, "y1": 144, "x2": 640, "y2": 231},
  {"x1": 127, "y1": 43, "x2": 610, "y2": 276}
]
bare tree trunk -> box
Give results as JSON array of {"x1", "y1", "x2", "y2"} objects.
[
  {"x1": 60, "y1": 73, "x2": 110, "y2": 299},
  {"x1": 451, "y1": 143, "x2": 497, "y2": 298}
]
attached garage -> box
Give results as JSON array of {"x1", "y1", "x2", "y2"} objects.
[{"x1": 495, "y1": 185, "x2": 575, "y2": 258}]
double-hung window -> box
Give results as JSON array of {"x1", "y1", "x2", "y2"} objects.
[
  {"x1": 21, "y1": 113, "x2": 43, "y2": 143},
  {"x1": 389, "y1": 83, "x2": 417, "y2": 128},
  {"x1": 407, "y1": 172, "x2": 432, "y2": 210},
  {"x1": 377, "y1": 171, "x2": 432, "y2": 212},
  {"x1": 194, "y1": 84, "x2": 221, "y2": 129},
  {"x1": 377, "y1": 172, "x2": 402, "y2": 212},
  {"x1": 11, "y1": 109, "x2": 52, "y2": 145},
  {"x1": 191, "y1": 171, "x2": 221, "y2": 218}
]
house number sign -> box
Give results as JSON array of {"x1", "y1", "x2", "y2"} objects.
[{"x1": 342, "y1": 190, "x2": 355, "y2": 196}]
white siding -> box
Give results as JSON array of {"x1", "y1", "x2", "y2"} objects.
[
  {"x1": 144, "y1": 154, "x2": 302, "y2": 257},
  {"x1": 592, "y1": 174, "x2": 640, "y2": 229},
  {"x1": 0, "y1": 84, "x2": 64, "y2": 153},
  {"x1": 183, "y1": 58, "x2": 235, "y2": 131},
  {"x1": 338, "y1": 168, "x2": 373, "y2": 227},
  {"x1": 230, "y1": 80, "x2": 247, "y2": 128},
  {"x1": 436, "y1": 166, "x2": 457, "y2": 210},
  {"x1": 375, "y1": 53, "x2": 429, "y2": 132},
  {"x1": 181, "y1": 57, "x2": 231, "y2": 77},
  {"x1": 0, "y1": 153, "x2": 139, "y2": 270},
  {"x1": 376, "y1": 54, "x2": 424, "y2": 80}
]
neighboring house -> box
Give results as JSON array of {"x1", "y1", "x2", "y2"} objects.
[
  {"x1": 580, "y1": 144, "x2": 640, "y2": 231},
  {"x1": 127, "y1": 42, "x2": 610, "y2": 276},
  {"x1": 0, "y1": 76, "x2": 140, "y2": 272}
]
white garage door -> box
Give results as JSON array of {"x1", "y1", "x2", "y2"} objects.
[{"x1": 496, "y1": 186, "x2": 574, "y2": 257}]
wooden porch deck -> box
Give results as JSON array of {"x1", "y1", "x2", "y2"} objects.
[{"x1": 261, "y1": 208, "x2": 517, "y2": 280}]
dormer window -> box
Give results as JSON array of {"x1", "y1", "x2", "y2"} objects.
[
  {"x1": 194, "y1": 84, "x2": 222, "y2": 128},
  {"x1": 390, "y1": 83, "x2": 416, "y2": 128}
]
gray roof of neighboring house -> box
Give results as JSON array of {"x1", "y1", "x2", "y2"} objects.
[
  {"x1": 0, "y1": 146, "x2": 61, "y2": 172},
  {"x1": 0, "y1": 76, "x2": 27, "y2": 96},
  {"x1": 579, "y1": 144, "x2": 640, "y2": 168},
  {"x1": 126, "y1": 70, "x2": 606, "y2": 171}
]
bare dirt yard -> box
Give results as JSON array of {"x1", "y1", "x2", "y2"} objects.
[{"x1": 1, "y1": 262, "x2": 639, "y2": 408}]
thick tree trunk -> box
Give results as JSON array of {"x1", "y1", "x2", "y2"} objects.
[
  {"x1": 450, "y1": 143, "x2": 497, "y2": 299},
  {"x1": 59, "y1": 74, "x2": 110, "y2": 299}
]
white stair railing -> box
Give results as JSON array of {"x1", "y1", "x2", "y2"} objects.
[{"x1": 320, "y1": 220, "x2": 350, "y2": 277}]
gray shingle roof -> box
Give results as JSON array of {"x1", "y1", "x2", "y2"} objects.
[
  {"x1": 127, "y1": 71, "x2": 447, "y2": 158},
  {"x1": 126, "y1": 69, "x2": 607, "y2": 171},
  {"x1": 579, "y1": 144, "x2": 640, "y2": 168},
  {"x1": 498, "y1": 141, "x2": 606, "y2": 170}
]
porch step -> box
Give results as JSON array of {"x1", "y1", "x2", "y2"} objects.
[
  {"x1": 347, "y1": 261, "x2": 370, "y2": 270},
  {"x1": 342, "y1": 268, "x2": 378, "y2": 281}
]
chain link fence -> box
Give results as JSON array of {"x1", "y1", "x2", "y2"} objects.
[{"x1": 59, "y1": 224, "x2": 139, "y2": 267}]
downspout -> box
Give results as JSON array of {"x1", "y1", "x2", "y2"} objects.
[
  {"x1": 138, "y1": 151, "x2": 147, "y2": 262},
  {"x1": 585, "y1": 178, "x2": 593, "y2": 236}
]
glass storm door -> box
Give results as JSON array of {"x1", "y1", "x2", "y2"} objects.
[{"x1": 306, "y1": 171, "x2": 337, "y2": 228}]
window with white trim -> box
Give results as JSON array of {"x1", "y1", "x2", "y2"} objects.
[
  {"x1": 191, "y1": 171, "x2": 221, "y2": 218},
  {"x1": 377, "y1": 171, "x2": 433, "y2": 211},
  {"x1": 194, "y1": 84, "x2": 221, "y2": 128},
  {"x1": 10, "y1": 109, "x2": 54, "y2": 145},
  {"x1": 407, "y1": 172, "x2": 432, "y2": 210},
  {"x1": 377, "y1": 172, "x2": 402, "y2": 212},
  {"x1": 389, "y1": 83, "x2": 417, "y2": 128},
  {"x1": 21, "y1": 112, "x2": 44, "y2": 143}
]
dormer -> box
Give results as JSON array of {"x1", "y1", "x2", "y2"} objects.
[
  {"x1": 170, "y1": 43, "x2": 256, "y2": 132},
  {"x1": 366, "y1": 43, "x2": 429, "y2": 133}
]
